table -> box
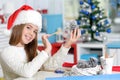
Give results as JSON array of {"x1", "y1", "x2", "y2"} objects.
[
  {"x1": 14, "y1": 71, "x2": 63, "y2": 80},
  {"x1": 14, "y1": 70, "x2": 120, "y2": 80},
  {"x1": 15, "y1": 42, "x2": 120, "y2": 80},
  {"x1": 46, "y1": 73, "x2": 120, "y2": 80}
]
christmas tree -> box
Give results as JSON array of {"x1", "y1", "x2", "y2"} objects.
[{"x1": 76, "y1": 0, "x2": 111, "y2": 42}]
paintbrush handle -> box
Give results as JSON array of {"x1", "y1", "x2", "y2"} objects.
[
  {"x1": 50, "y1": 29, "x2": 61, "y2": 36},
  {"x1": 50, "y1": 32, "x2": 57, "y2": 36}
]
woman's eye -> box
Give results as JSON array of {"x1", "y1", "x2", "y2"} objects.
[
  {"x1": 34, "y1": 31, "x2": 38, "y2": 34},
  {"x1": 26, "y1": 26, "x2": 30, "y2": 29}
]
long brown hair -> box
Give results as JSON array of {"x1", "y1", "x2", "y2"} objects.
[{"x1": 9, "y1": 24, "x2": 38, "y2": 61}]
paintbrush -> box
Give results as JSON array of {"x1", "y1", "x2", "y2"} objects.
[{"x1": 50, "y1": 28, "x2": 62, "y2": 36}]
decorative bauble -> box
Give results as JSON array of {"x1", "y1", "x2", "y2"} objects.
[
  {"x1": 77, "y1": 20, "x2": 81, "y2": 25},
  {"x1": 81, "y1": 29, "x2": 86, "y2": 34},
  {"x1": 83, "y1": 2, "x2": 89, "y2": 8},
  {"x1": 95, "y1": 14, "x2": 99, "y2": 18},
  {"x1": 87, "y1": 8, "x2": 91, "y2": 13},
  {"x1": 87, "y1": 0, "x2": 92, "y2": 4},
  {"x1": 81, "y1": 17, "x2": 85, "y2": 20},
  {"x1": 95, "y1": 31, "x2": 100, "y2": 36},
  {"x1": 93, "y1": 8, "x2": 98, "y2": 11},
  {"x1": 80, "y1": 1, "x2": 84, "y2": 5},
  {"x1": 81, "y1": 35, "x2": 86, "y2": 41},
  {"x1": 82, "y1": 21, "x2": 86, "y2": 25},
  {"x1": 102, "y1": 35, "x2": 107, "y2": 41},
  {"x1": 99, "y1": 15, "x2": 103, "y2": 18},
  {"x1": 100, "y1": 34, "x2": 103, "y2": 37},
  {"x1": 87, "y1": 35, "x2": 92, "y2": 41},
  {"x1": 101, "y1": 22, "x2": 104, "y2": 25},
  {"x1": 92, "y1": 16, "x2": 96, "y2": 20},
  {"x1": 106, "y1": 28, "x2": 111, "y2": 33},
  {"x1": 63, "y1": 28, "x2": 70, "y2": 39},
  {"x1": 91, "y1": 5, "x2": 96, "y2": 10},
  {"x1": 91, "y1": 25, "x2": 97, "y2": 31},
  {"x1": 104, "y1": 19, "x2": 109, "y2": 24},
  {"x1": 97, "y1": 23, "x2": 101, "y2": 27},
  {"x1": 87, "y1": 19, "x2": 90, "y2": 23}
]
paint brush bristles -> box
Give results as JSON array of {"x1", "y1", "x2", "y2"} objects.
[{"x1": 50, "y1": 29, "x2": 61, "y2": 36}]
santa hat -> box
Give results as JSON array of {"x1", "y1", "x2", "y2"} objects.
[{"x1": 3, "y1": 5, "x2": 42, "y2": 36}]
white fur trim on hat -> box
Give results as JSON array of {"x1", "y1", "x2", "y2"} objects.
[{"x1": 13, "y1": 10, "x2": 42, "y2": 31}]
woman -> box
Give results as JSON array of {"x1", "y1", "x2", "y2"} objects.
[{"x1": 0, "y1": 5, "x2": 80, "y2": 80}]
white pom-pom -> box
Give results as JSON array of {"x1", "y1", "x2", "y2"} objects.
[{"x1": 3, "y1": 29, "x2": 11, "y2": 36}]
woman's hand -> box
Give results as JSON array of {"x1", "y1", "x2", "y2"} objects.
[
  {"x1": 63, "y1": 28, "x2": 80, "y2": 48},
  {"x1": 42, "y1": 34, "x2": 52, "y2": 54}
]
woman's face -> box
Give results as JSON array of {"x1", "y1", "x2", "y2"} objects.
[{"x1": 17, "y1": 23, "x2": 38, "y2": 46}]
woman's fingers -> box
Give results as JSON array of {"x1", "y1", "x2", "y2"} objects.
[
  {"x1": 73, "y1": 28, "x2": 77, "y2": 38},
  {"x1": 71, "y1": 28, "x2": 80, "y2": 40},
  {"x1": 42, "y1": 34, "x2": 51, "y2": 47},
  {"x1": 76, "y1": 28, "x2": 81, "y2": 39},
  {"x1": 42, "y1": 34, "x2": 52, "y2": 53}
]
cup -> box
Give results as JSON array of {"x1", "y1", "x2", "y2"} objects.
[{"x1": 100, "y1": 56, "x2": 113, "y2": 74}]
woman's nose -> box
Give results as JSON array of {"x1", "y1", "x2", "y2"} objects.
[{"x1": 29, "y1": 30, "x2": 34, "y2": 36}]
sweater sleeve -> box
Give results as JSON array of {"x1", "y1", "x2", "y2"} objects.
[
  {"x1": 0, "y1": 49, "x2": 49, "y2": 78},
  {"x1": 42, "y1": 45, "x2": 71, "y2": 70}
]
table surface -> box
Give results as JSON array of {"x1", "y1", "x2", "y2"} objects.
[
  {"x1": 14, "y1": 70, "x2": 120, "y2": 80},
  {"x1": 46, "y1": 73, "x2": 120, "y2": 80},
  {"x1": 14, "y1": 71, "x2": 63, "y2": 80}
]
